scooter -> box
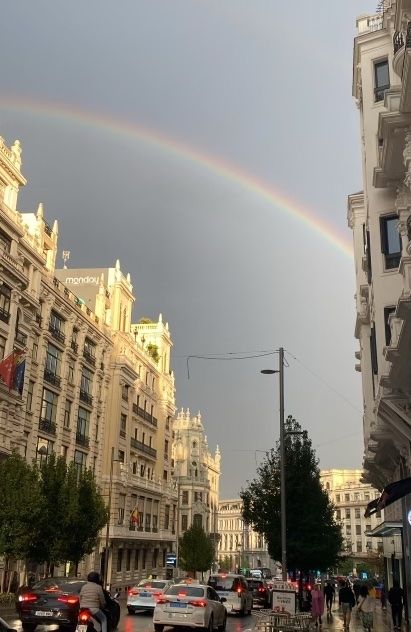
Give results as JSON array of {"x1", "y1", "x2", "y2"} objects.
[{"x1": 76, "y1": 592, "x2": 120, "y2": 632}]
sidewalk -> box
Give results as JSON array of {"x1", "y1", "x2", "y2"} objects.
[{"x1": 318, "y1": 605, "x2": 393, "y2": 632}]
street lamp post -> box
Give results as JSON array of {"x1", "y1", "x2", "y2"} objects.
[{"x1": 261, "y1": 346, "x2": 287, "y2": 582}]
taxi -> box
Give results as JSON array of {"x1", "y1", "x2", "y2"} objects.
[
  {"x1": 127, "y1": 578, "x2": 174, "y2": 614},
  {"x1": 153, "y1": 583, "x2": 227, "y2": 632}
]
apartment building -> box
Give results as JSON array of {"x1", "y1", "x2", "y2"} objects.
[
  {"x1": 0, "y1": 133, "x2": 177, "y2": 590},
  {"x1": 218, "y1": 499, "x2": 273, "y2": 573},
  {"x1": 348, "y1": 0, "x2": 411, "y2": 598},
  {"x1": 172, "y1": 409, "x2": 220, "y2": 539}
]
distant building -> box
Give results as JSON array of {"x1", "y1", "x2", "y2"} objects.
[
  {"x1": 172, "y1": 409, "x2": 220, "y2": 538},
  {"x1": 218, "y1": 499, "x2": 273, "y2": 573},
  {"x1": 321, "y1": 470, "x2": 383, "y2": 568}
]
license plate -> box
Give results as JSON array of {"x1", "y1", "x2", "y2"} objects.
[
  {"x1": 170, "y1": 602, "x2": 187, "y2": 608},
  {"x1": 139, "y1": 592, "x2": 151, "y2": 597},
  {"x1": 35, "y1": 611, "x2": 53, "y2": 616},
  {"x1": 76, "y1": 626, "x2": 88, "y2": 632}
]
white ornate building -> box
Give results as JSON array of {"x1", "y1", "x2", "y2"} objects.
[{"x1": 348, "y1": 0, "x2": 411, "y2": 600}]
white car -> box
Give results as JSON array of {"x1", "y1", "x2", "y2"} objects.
[
  {"x1": 127, "y1": 579, "x2": 174, "y2": 614},
  {"x1": 207, "y1": 574, "x2": 252, "y2": 616},
  {"x1": 153, "y1": 583, "x2": 227, "y2": 632}
]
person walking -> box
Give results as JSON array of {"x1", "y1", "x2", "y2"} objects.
[
  {"x1": 357, "y1": 585, "x2": 375, "y2": 632},
  {"x1": 79, "y1": 571, "x2": 107, "y2": 632},
  {"x1": 388, "y1": 580, "x2": 404, "y2": 631},
  {"x1": 339, "y1": 581, "x2": 356, "y2": 629},
  {"x1": 380, "y1": 581, "x2": 387, "y2": 610},
  {"x1": 311, "y1": 583, "x2": 325, "y2": 627},
  {"x1": 324, "y1": 581, "x2": 335, "y2": 613}
]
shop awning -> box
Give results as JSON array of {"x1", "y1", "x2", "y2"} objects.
[{"x1": 365, "y1": 521, "x2": 402, "y2": 537}]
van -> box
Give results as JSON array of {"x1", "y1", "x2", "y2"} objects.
[{"x1": 208, "y1": 574, "x2": 252, "y2": 616}]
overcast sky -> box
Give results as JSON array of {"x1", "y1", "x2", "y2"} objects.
[{"x1": 0, "y1": 1, "x2": 377, "y2": 497}]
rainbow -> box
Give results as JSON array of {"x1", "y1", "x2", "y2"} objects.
[{"x1": 0, "y1": 95, "x2": 353, "y2": 259}]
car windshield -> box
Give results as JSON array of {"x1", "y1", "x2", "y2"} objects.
[
  {"x1": 208, "y1": 577, "x2": 241, "y2": 591},
  {"x1": 138, "y1": 581, "x2": 167, "y2": 589},
  {"x1": 166, "y1": 586, "x2": 205, "y2": 597}
]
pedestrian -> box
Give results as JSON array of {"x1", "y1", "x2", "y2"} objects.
[
  {"x1": 357, "y1": 585, "x2": 375, "y2": 632},
  {"x1": 339, "y1": 580, "x2": 356, "y2": 629},
  {"x1": 324, "y1": 581, "x2": 335, "y2": 613},
  {"x1": 79, "y1": 571, "x2": 107, "y2": 632},
  {"x1": 380, "y1": 581, "x2": 387, "y2": 610},
  {"x1": 311, "y1": 583, "x2": 325, "y2": 627},
  {"x1": 388, "y1": 580, "x2": 404, "y2": 631}
]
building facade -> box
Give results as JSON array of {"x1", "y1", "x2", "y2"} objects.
[
  {"x1": 348, "y1": 0, "x2": 411, "y2": 599},
  {"x1": 0, "y1": 134, "x2": 177, "y2": 590},
  {"x1": 321, "y1": 470, "x2": 383, "y2": 568},
  {"x1": 172, "y1": 409, "x2": 220, "y2": 540},
  {"x1": 217, "y1": 499, "x2": 273, "y2": 573}
]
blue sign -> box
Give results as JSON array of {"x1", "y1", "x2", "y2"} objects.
[{"x1": 166, "y1": 553, "x2": 177, "y2": 568}]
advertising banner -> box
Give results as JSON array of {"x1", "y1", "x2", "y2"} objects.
[{"x1": 272, "y1": 588, "x2": 296, "y2": 614}]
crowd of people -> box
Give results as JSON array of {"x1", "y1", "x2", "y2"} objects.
[{"x1": 308, "y1": 578, "x2": 404, "y2": 631}]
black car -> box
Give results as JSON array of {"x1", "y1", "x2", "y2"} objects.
[
  {"x1": 247, "y1": 579, "x2": 271, "y2": 609},
  {"x1": 17, "y1": 578, "x2": 120, "y2": 632}
]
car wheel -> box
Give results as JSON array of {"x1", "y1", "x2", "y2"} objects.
[
  {"x1": 127, "y1": 607, "x2": 134, "y2": 615},
  {"x1": 154, "y1": 625, "x2": 164, "y2": 632},
  {"x1": 22, "y1": 624, "x2": 36, "y2": 632},
  {"x1": 205, "y1": 616, "x2": 213, "y2": 632},
  {"x1": 219, "y1": 613, "x2": 227, "y2": 631}
]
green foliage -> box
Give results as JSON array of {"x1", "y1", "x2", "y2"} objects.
[
  {"x1": 241, "y1": 415, "x2": 342, "y2": 573},
  {"x1": 179, "y1": 525, "x2": 214, "y2": 574},
  {"x1": 0, "y1": 452, "x2": 43, "y2": 561},
  {"x1": 219, "y1": 554, "x2": 233, "y2": 572},
  {"x1": 146, "y1": 343, "x2": 160, "y2": 363}
]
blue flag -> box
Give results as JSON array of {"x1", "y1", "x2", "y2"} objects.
[{"x1": 13, "y1": 359, "x2": 26, "y2": 395}]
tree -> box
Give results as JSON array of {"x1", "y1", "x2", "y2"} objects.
[
  {"x1": 0, "y1": 452, "x2": 43, "y2": 588},
  {"x1": 60, "y1": 464, "x2": 108, "y2": 575},
  {"x1": 241, "y1": 415, "x2": 342, "y2": 575},
  {"x1": 219, "y1": 555, "x2": 233, "y2": 572},
  {"x1": 179, "y1": 525, "x2": 214, "y2": 576}
]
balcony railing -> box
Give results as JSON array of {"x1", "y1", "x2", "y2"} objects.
[
  {"x1": 39, "y1": 418, "x2": 57, "y2": 435},
  {"x1": 48, "y1": 323, "x2": 65, "y2": 344},
  {"x1": 0, "y1": 308, "x2": 10, "y2": 324},
  {"x1": 83, "y1": 349, "x2": 96, "y2": 366},
  {"x1": 76, "y1": 432, "x2": 90, "y2": 448},
  {"x1": 79, "y1": 390, "x2": 93, "y2": 406},
  {"x1": 132, "y1": 404, "x2": 158, "y2": 427},
  {"x1": 130, "y1": 437, "x2": 157, "y2": 458},
  {"x1": 15, "y1": 329, "x2": 27, "y2": 346},
  {"x1": 44, "y1": 369, "x2": 61, "y2": 388}
]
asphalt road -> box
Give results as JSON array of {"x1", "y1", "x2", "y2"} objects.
[{"x1": 4, "y1": 602, "x2": 257, "y2": 632}]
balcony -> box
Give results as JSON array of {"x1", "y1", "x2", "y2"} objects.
[
  {"x1": 48, "y1": 323, "x2": 65, "y2": 344},
  {"x1": 39, "y1": 418, "x2": 56, "y2": 435},
  {"x1": 132, "y1": 404, "x2": 158, "y2": 428},
  {"x1": 0, "y1": 308, "x2": 10, "y2": 324},
  {"x1": 76, "y1": 432, "x2": 90, "y2": 448},
  {"x1": 44, "y1": 369, "x2": 61, "y2": 388},
  {"x1": 15, "y1": 329, "x2": 27, "y2": 347},
  {"x1": 79, "y1": 390, "x2": 93, "y2": 406},
  {"x1": 83, "y1": 349, "x2": 96, "y2": 366},
  {"x1": 130, "y1": 437, "x2": 157, "y2": 459}
]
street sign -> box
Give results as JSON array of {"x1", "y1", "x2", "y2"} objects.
[{"x1": 166, "y1": 553, "x2": 177, "y2": 568}]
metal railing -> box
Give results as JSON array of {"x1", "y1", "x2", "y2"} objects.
[
  {"x1": 132, "y1": 404, "x2": 158, "y2": 427},
  {"x1": 79, "y1": 390, "x2": 93, "y2": 406},
  {"x1": 0, "y1": 308, "x2": 10, "y2": 324},
  {"x1": 48, "y1": 323, "x2": 65, "y2": 344},
  {"x1": 39, "y1": 418, "x2": 57, "y2": 435},
  {"x1": 83, "y1": 349, "x2": 96, "y2": 366},
  {"x1": 130, "y1": 437, "x2": 157, "y2": 458},
  {"x1": 15, "y1": 329, "x2": 27, "y2": 346},
  {"x1": 76, "y1": 432, "x2": 90, "y2": 448},
  {"x1": 44, "y1": 369, "x2": 61, "y2": 388}
]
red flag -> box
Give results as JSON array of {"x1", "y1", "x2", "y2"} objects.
[{"x1": 0, "y1": 352, "x2": 18, "y2": 390}]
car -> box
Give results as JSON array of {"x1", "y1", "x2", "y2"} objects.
[
  {"x1": 16, "y1": 578, "x2": 120, "y2": 632},
  {"x1": 207, "y1": 574, "x2": 252, "y2": 616},
  {"x1": 127, "y1": 578, "x2": 174, "y2": 614},
  {"x1": 153, "y1": 583, "x2": 227, "y2": 632},
  {"x1": 247, "y1": 579, "x2": 271, "y2": 609}
]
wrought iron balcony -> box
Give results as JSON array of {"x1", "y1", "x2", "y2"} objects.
[
  {"x1": 76, "y1": 432, "x2": 90, "y2": 448},
  {"x1": 48, "y1": 323, "x2": 65, "y2": 344},
  {"x1": 39, "y1": 418, "x2": 56, "y2": 435},
  {"x1": 132, "y1": 404, "x2": 158, "y2": 428},
  {"x1": 83, "y1": 349, "x2": 96, "y2": 366},
  {"x1": 15, "y1": 329, "x2": 27, "y2": 346},
  {"x1": 130, "y1": 437, "x2": 157, "y2": 458},
  {"x1": 79, "y1": 390, "x2": 93, "y2": 406},
  {"x1": 44, "y1": 369, "x2": 61, "y2": 388}
]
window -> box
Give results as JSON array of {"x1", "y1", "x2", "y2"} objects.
[
  {"x1": 380, "y1": 214, "x2": 401, "y2": 269},
  {"x1": 121, "y1": 384, "x2": 128, "y2": 401},
  {"x1": 63, "y1": 400, "x2": 72, "y2": 428},
  {"x1": 181, "y1": 514, "x2": 188, "y2": 531},
  {"x1": 74, "y1": 450, "x2": 87, "y2": 474},
  {"x1": 374, "y1": 59, "x2": 390, "y2": 102},
  {"x1": 50, "y1": 311, "x2": 64, "y2": 335},
  {"x1": 163, "y1": 469, "x2": 168, "y2": 481},
  {"x1": 83, "y1": 337, "x2": 95, "y2": 361},
  {"x1": 366, "y1": 523, "x2": 372, "y2": 532},
  {"x1": 80, "y1": 367, "x2": 93, "y2": 395},
  {"x1": 357, "y1": 541, "x2": 363, "y2": 553},
  {"x1": 120, "y1": 414, "x2": 127, "y2": 436},
  {"x1": 194, "y1": 491, "x2": 203, "y2": 503},
  {"x1": 27, "y1": 380, "x2": 35, "y2": 411},
  {"x1": 77, "y1": 407, "x2": 90, "y2": 439},
  {"x1": 36, "y1": 437, "x2": 53, "y2": 463},
  {"x1": 126, "y1": 549, "x2": 131, "y2": 571},
  {"x1": 365, "y1": 492, "x2": 370, "y2": 501},
  {"x1": 32, "y1": 336, "x2": 39, "y2": 362},
  {"x1": 336, "y1": 494, "x2": 340, "y2": 503},
  {"x1": 0, "y1": 230, "x2": 11, "y2": 252},
  {"x1": 117, "y1": 548, "x2": 123, "y2": 572},
  {"x1": 336, "y1": 509, "x2": 341, "y2": 520},
  {"x1": 0, "y1": 336, "x2": 6, "y2": 360},
  {"x1": 118, "y1": 494, "x2": 126, "y2": 525},
  {"x1": 355, "y1": 508, "x2": 361, "y2": 519},
  {"x1": 384, "y1": 306, "x2": 396, "y2": 345},
  {"x1": 0, "y1": 284, "x2": 11, "y2": 320},
  {"x1": 370, "y1": 324, "x2": 378, "y2": 376},
  {"x1": 164, "y1": 505, "x2": 170, "y2": 530},
  {"x1": 182, "y1": 490, "x2": 189, "y2": 505},
  {"x1": 345, "y1": 509, "x2": 351, "y2": 519},
  {"x1": 193, "y1": 513, "x2": 203, "y2": 528},
  {"x1": 68, "y1": 360, "x2": 75, "y2": 383},
  {"x1": 346, "y1": 526, "x2": 351, "y2": 536},
  {"x1": 41, "y1": 388, "x2": 58, "y2": 422},
  {"x1": 45, "y1": 344, "x2": 61, "y2": 377},
  {"x1": 134, "y1": 549, "x2": 139, "y2": 571},
  {"x1": 164, "y1": 439, "x2": 169, "y2": 460},
  {"x1": 118, "y1": 450, "x2": 125, "y2": 463},
  {"x1": 356, "y1": 524, "x2": 362, "y2": 535},
  {"x1": 132, "y1": 461, "x2": 137, "y2": 475},
  {"x1": 345, "y1": 494, "x2": 350, "y2": 502},
  {"x1": 354, "y1": 492, "x2": 360, "y2": 501},
  {"x1": 61, "y1": 445, "x2": 68, "y2": 461}
]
